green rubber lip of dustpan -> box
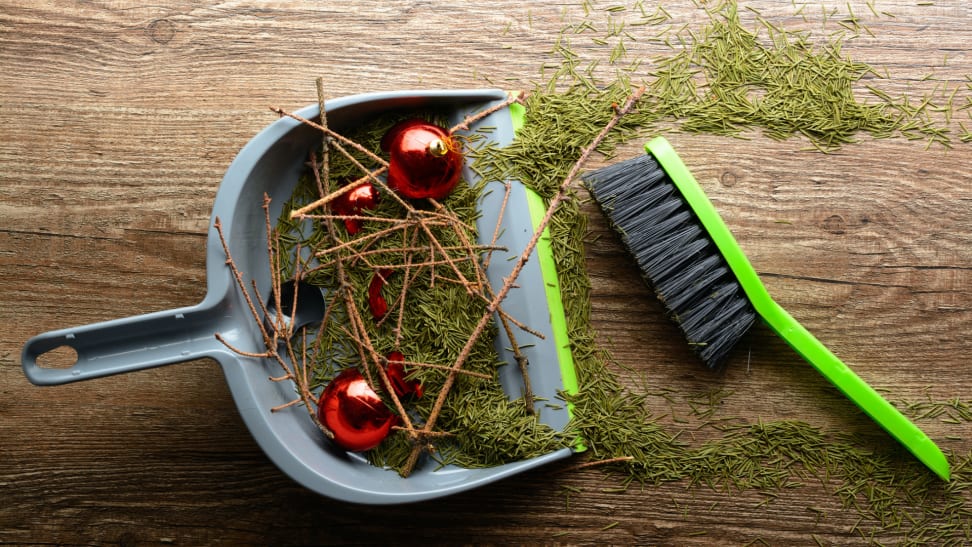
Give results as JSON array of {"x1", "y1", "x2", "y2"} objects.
[
  {"x1": 21, "y1": 89, "x2": 580, "y2": 504},
  {"x1": 646, "y1": 136, "x2": 950, "y2": 482}
]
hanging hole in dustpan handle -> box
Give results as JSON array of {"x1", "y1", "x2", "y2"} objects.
[{"x1": 21, "y1": 304, "x2": 225, "y2": 386}]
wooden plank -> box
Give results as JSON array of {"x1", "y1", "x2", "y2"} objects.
[{"x1": 2, "y1": 0, "x2": 970, "y2": 544}]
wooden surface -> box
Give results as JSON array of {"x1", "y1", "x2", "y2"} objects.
[{"x1": 2, "y1": 1, "x2": 970, "y2": 545}]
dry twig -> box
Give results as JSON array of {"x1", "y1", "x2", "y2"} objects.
[
  {"x1": 219, "y1": 88, "x2": 574, "y2": 469},
  {"x1": 399, "y1": 86, "x2": 647, "y2": 476}
]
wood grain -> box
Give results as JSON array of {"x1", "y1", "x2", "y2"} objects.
[{"x1": 2, "y1": 1, "x2": 971, "y2": 544}]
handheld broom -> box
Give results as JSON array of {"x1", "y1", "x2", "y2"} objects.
[{"x1": 582, "y1": 136, "x2": 950, "y2": 481}]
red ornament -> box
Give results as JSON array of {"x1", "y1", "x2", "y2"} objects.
[
  {"x1": 380, "y1": 118, "x2": 463, "y2": 200},
  {"x1": 385, "y1": 351, "x2": 423, "y2": 399},
  {"x1": 317, "y1": 368, "x2": 397, "y2": 452},
  {"x1": 332, "y1": 180, "x2": 379, "y2": 235},
  {"x1": 368, "y1": 268, "x2": 395, "y2": 320}
]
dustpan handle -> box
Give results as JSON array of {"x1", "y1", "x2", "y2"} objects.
[{"x1": 21, "y1": 304, "x2": 226, "y2": 385}]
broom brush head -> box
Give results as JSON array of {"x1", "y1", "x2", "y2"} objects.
[
  {"x1": 582, "y1": 152, "x2": 757, "y2": 369},
  {"x1": 582, "y1": 140, "x2": 953, "y2": 481}
]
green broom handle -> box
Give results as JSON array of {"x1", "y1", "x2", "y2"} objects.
[{"x1": 646, "y1": 137, "x2": 950, "y2": 481}]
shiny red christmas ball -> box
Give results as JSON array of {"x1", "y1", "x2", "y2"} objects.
[
  {"x1": 385, "y1": 351, "x2": 423, "y2": 399},
  {"x1": 332, "y1": 181, "x2": 379, "y2": 235},
  {"x1": 380, "y1": 118, "x2": 463, "y2": 200},
  {"x1": 317, "y1": 368, "x2": 397, "y2": 452},
  {"x1": 367, "y1": 268, "x2": 395, "y2": 320}
]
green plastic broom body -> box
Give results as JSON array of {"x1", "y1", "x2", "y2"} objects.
[{"x1": 644, "y1": 136, "x2": 950, "y2": 481}]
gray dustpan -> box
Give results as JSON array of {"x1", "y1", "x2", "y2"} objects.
[{"x1": 21, "y1": 89, "x2": 577, "y2": 504}]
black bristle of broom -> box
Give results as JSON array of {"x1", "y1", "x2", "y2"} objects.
[{"x1": 582, "y1": 153, "x2": 757, "y2": 369}]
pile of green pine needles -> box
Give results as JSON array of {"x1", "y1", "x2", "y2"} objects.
[
  {"x1": 273, "y1": 0, "x2": 971, "y2": 542},
  {"x1": 480, "y1": 0, "x2": 971, "y2": 543}
]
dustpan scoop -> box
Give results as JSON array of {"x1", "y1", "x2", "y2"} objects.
[{"x1": 21, "y1": 89, "x2": 579, "y2": 504}]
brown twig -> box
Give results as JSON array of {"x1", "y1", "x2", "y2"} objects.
[
  {"x1": 311, "y1": 222, "x2": 420, "y2": 258},
  {"x1": 464, "y1": 179, "x2": 538, "y2": 409},
  {"x1": 448, "y1": 91, "x2": 522, "y2": 134},
  {"x1": 270, "y1": 105, "x2": 388, "y2": 168},
  {"x1": 214, "y1": 333, "x2": 272, "y2": 359},
  {"x1": 291, "y1": 178, "x2": 372, "y2": 218},
  {"x1": 263, "y1": 198, "x2": 328, "y2": 421},
  {"x1": 391, "y1": 426, "x2": 454, "y2": 438},
  {"x1": 555, "y1": 456, "x2": 636, "y2": 474},
  {"x1": 314, "y1": 77, "x2": 330, "y2": 199},
  {"x1": 214, "y1": 218, "x2": 273, "y2": 348},
  {"x1": 481, "y1": 181, "x2": 513, "y2": 272},
  {"x1": 271, "y1": 399, "x2": 302, "y2": 412},
  {"x1": 284, "y1": 91, "x2": 520, "y2": 220},
  {"x1": 289, "y1": 168, "x2": 388, "y2": 219},
  {"x1": 213, "y1": 214, "x2": 331, "y2": 438},
  {"x1": 399, "y1": 85, "x2": 647, "y2": 476},
  {"x1": 395, "y1": 360, "x2": 491, "y2": 380},
  {"x1": 313, "y1": 243, "x2": 502, "y2": 267},
  {"x1": 393, "y1": 226, "x2": 421, "y2": 346},
  {"x1": 305, "y1": 150, "x2": 417, "y2": 436},
  {"x1": 415, "y1": 215, "x2": 480, "y2": 295},
  {"x1": 428, "y1": 198, "x2": 486, "y2": 297}
]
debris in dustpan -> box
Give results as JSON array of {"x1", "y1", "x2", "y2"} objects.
[
  {"x1": 215, "y1": 89, "x2": 575, "y2": 476},
  {"x1": 22, "y1": 88, "x2": 590, "y2": 502}
]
